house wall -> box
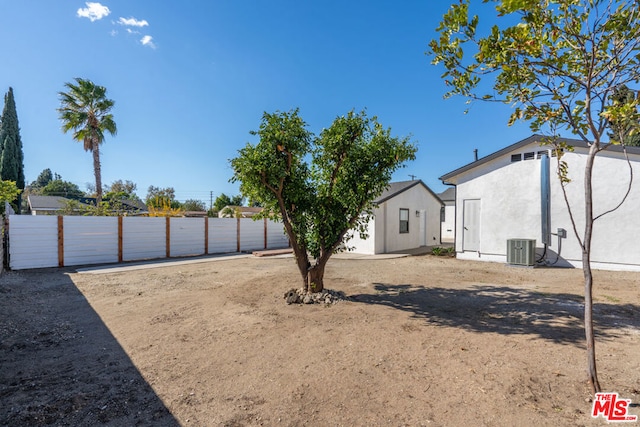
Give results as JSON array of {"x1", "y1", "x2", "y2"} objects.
[
  {"x1": 344, "y1": 216, "x2": 377, "y2": 254},
  {"x1": 441, "y1": 203, "x2": 455, "y2": 243},
  {"x1": 376, "y1": 184, "x2": 442, "y2": 253},
  {"x1": 452, "y1": 142, "x2": 640, "y2": 271}
]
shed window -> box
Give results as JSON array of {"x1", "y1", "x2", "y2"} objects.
[
  {"x1": 523, "y1": 152, "x2": 535, "y2": 160},
  {"x1": 511, "y1": 154, "x2": 521, "y2": 162},
  {"x1": 399, "y1": 208, "x2": 409, "y2": 233}
]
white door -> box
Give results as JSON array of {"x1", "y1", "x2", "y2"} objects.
[
  {"x1": 462, "y1": 199, "x2": 480, "y2": 251},
  {"x1": 419, "y1": 210, "x2": 427, "y2": 246}
]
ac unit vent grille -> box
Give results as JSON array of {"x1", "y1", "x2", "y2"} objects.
[{"x1": 507, "y1": 239, "x2": 536, "y2": 266}]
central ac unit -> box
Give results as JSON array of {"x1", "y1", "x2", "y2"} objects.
[{"x1": 507, "y1": 239, "x2": 536, "y2": 266}]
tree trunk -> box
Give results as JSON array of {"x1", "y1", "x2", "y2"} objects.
[
  {"x1": 583, "y1": 253, "x2": 601, "y2": 393},
  {"x1": 583, "y1": 145, "x2": 601, "y2": 394},
  {"x1": 307, "y1": 259, "x2": 327, "y2": 293},
  {"x1": 293, "y1": 249, "x2": 310, "y2": 292},
  {"x1": 92, "y1": 142, "x2": 102, "y2": 205}
]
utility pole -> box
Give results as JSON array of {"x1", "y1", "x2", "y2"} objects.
[
  {"x1": 408, "y1": 174, "x2": 417, "y2": 181},
  {"x1": 210, "y1": 191, "x2": 213, "y2": 210}
]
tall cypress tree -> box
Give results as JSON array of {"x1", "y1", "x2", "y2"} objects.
[{"x1": 0, "y1": 87, "x2": 26, "y2": 212}]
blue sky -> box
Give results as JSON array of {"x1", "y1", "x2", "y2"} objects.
[{"x1": 0, "y1": 1, "x2": 532, "y2": 206}]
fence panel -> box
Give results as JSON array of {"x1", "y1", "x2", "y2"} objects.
[
  {"x1": 170, "y1": 218, "x2": 205, "y2": 257},
  {"x1": 9, "y1": 215, "x2": 59, "y2": 269},
  {"x1": 64, "y1": 216, "x2": 119, "y2": 266},
  {"x1": 266, "y1": 220, "x2": 288, "y2": 249},
  {"x1": 208, "y1": 218, "x2": 237, "y2": 253},
  {"x1": 239, "y1": 218, "x2": 265, "y2": 252},
  {"x1": 123, "y1": 217, "x2": 166, "y2": 261},
  {"x1": 7, "y1": 215, "x2": 288, "y2": 270}
]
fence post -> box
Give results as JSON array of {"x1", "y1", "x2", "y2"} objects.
[
  {"x1": 236, "y1": 217, "x2": 240, "y2": 253},
  {"x1": 264, "y1": 217, "x2": 268, "y2": 249},
  {"x1": 57, "y1": 216, "x2": 64, "y2": 267},
  {"x1": 204, "y1": 217, "x2": 209, "y2": 255},
  {"x1": 2, "y1": 214, "x2": 7, "y2": 272},
  {"x1": 118, "y1": 216, "x2": 123, "y2": 262},
  {"x1": 166, "y1": 217, "x2": 171, "y2": 258}
]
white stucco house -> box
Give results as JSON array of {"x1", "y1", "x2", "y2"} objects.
[
  {"x1": 438, "y1": 187, "x2": 455, "y2": 243},
  {"x1": 439, "y1": 134, "x2": 640, "y2": 271},
  {"x1": 346, "y1": 180, "x2": 444, "y2": 254}
]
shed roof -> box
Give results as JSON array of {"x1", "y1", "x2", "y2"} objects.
[
  {"x1": 375, "y1": 180, "x2": 443, "y2": 205},
  {"x1": 437, "y1": 187, "x2": 455, "y2": 202},
  {"x1": 28, "y1": 195, "x2": 83, "y2": 210}
]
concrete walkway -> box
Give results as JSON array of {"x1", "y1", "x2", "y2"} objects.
[
  {"x1": 75, "y1": 245, "x2": 446, "y2": 274},
  {"x1": 75, "y1": 253, "x2": 252, "y2": 274}
]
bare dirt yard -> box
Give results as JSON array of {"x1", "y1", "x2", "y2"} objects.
[{"x1": 1, "y1": 253, "x2": 639, "y2": 426}]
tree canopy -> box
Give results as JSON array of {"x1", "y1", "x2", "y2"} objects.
[
  {"x1": 231, "y1": 109, "x2": 416, "y2": 293},
  {"x1": 58, "y1": 78, "x2": 117, "y2": 204},
  {"x1": 0, "y1": 180, "x2": 21, "y2": 214},
  {"x1": 145, "y1": 185, "x2": 180, "y2": 208},
  {"x1": 31, "y1": 168, "x2": 55, "y2": 189},
  {"x1": 607, "y1": 85, "x2": 640, "y2": 146},
  {"x1": 41, "y1": 179, "x2": 84, "y2": 199},
  {"x1": 0, "y1": 87, "x2": 25, "y2": 210},
  {"x1": 182, "y1": 199, "x2": 207, "y2": 211},
  {"x1": 429, "y1": 0, "x2": 640, "y2": 394},
  {"x1": 213, "y1": 193, "x2": 245, "y2": 212}
]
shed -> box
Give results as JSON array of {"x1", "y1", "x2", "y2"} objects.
[
  {"x1": 27, "y1": 195, "x2": 89, "y2": 215},
  {"x1": 346, "y1": 180, "x2": 444, "y2": 254}
]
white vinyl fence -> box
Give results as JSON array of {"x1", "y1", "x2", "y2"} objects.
[{"x1": 7, "y1": 215, "x2": 289, "y2": 270}]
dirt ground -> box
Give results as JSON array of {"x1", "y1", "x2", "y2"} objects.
[{"x1": 1, "y1": 253, "x2": 639, "y2": 426}]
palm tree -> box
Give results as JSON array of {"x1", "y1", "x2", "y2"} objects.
[{"x1": 57, "y1": 78, "x2": 117, "y2": 204}]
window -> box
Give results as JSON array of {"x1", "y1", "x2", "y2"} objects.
[
  {"x1": 523, "y1": 151, "x2": 535, "y2": 160},
  {"x1": 440, "y1": 206, "x2": 446, "y2": 222},
  {"x1": 511, "y1": 154, "x2": 522, "y2": 162},
  {"x1": 399, "y1": 208, "x2": 409, "y2": 233}
]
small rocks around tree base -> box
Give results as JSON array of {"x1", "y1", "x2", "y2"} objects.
[{"x1": 283, "y1": 288, "x2": 349, "y2": 305}]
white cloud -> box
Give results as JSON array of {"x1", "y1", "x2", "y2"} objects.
[
  {"x1": 118, "y1": 17, "x2": 149, "y2": 27},
  {"x1": 126, "y1": 28, "x2": 139, "y2": 35},
  {"x1": 77, "y1": 2, "x2": 111, "y2": 22},
  {"x1": 141, "y1": 35, "x2": 156, "y2": 49}
]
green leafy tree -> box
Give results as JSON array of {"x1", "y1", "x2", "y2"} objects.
[
  {"x1": 429, "y1": 0, "x2": 640, "y2": 393},
  {"x1": 607, "y1": 85, "x2": 640, "y2": 146},
  {"x1": 0, "y1": 180, "x2": 21, "y2": 214},
  {"x1": 31, "y1": 168, "x2": 54, "y2": 189},
  {"x1": 0, "y1": 87, "x2": 25, "y2": 210},
  {"x1": 103, "y1": 180, "x2": 141, "y2": 204},
  {"x1": 145, "y1": 185, "x2": 181, "y2": 209},
  {"x1": 231, "y1": 109, "x2": 416, "y2": 293},
  {"x1": 57, "y1": 78, "x2": 117, "y2": 205},
  {"x1": 213, "y1": 193, "x2": 245, "y2": 212},
  {"x1": 105, "y1": 179, "x2": 138, "y2": 198},
  {"x1": 219, "y1": 206, "x2": 243, "y2": 218},
  {"x1": 182, "y1": 199, "x2": 207, "y2": 211},
  {"x1": 41, "y1": 179, "x2": 84, "y2": 199}
]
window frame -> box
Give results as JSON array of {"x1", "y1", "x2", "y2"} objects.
[{"x1": 399, "y1": 208, "x2": 409, "y2": 233}]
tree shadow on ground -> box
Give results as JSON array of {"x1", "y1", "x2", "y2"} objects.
[
  {"x1": 0, "y1": 269, "x2": 179, "y2": 426},
  {"x1": 351, "y1": 283, "x2": 640, "y2": 346}
]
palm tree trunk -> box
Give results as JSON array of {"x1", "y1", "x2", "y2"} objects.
[{"x1": 92, "y1": 142, "x2": 102, "y2": 205}]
